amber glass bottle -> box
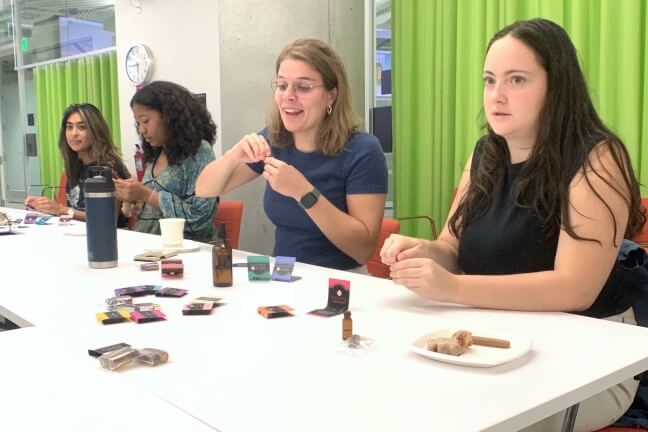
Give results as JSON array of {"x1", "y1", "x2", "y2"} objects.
[
  {"x1": 342, "y1": 311, "x2": 353, "y2": 340},
  {"x1": 212, "y1": 224, "x2": 233, "y2": 287}
]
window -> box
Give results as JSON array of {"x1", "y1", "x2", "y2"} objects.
[{"x1": 370, "y1": 0, "x2": 392, "y2": 215}]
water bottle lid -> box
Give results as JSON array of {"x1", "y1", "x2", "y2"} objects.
[{"x1": 84, "y1": 166, "x2": 115, "y2": 193}]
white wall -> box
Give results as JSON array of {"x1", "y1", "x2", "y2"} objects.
[
  {"x1": 114, "y1": 0, "x2": 222, "y2": 174},
  {"x1": 114, "y1": 0, "x2": 364, "y2": 255}
]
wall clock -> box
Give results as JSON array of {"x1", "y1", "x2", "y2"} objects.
[{"x1": 125, "y1": 44, "x2": 154, "y2": 86}]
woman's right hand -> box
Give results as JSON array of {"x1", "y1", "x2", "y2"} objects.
[
  {"x1": 228, "y1": 133, "x2": 271, "y2": 163},
  {"x1": 114, "y1": 178, "x2": 149, "y2": 203},
  {"x1": 380, "y1": 234, "x2": 427, "y2": 265},
  {"x1": 24, "y1": 195, "x2": 39, "y2": 209},
  {"x1": 23, "y1": 196, "x2": 65, "y2": 216},
  {"x1": 196, "y1": 134, "x2": 266, "y2": 198}
]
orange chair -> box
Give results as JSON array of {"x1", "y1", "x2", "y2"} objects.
[
  {"x1": 367, "y1": 218, "x2": 401, "y2": 278},
  {"x1": 55, "y1": 173, "x2": 67, "y2": 205},
  {"x1": 632, "y1": 198, "x2": 648, "y2": 250},
  {"x1": 214, "y1": 201, "x2": 244, "y2": 249},
  {"x1": 367, "y1": 215, "x2": 439, "y2": 279}
]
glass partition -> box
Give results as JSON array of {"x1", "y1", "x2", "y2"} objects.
[
  {"x1": 0, "y1": 0, "x2": 115, "y2": 205},
  {"x1": 16, "y1": 0, "x2": 115, "y2": 66},
  {"x1": 371, "y1": 0, "x2": 392, "y2": 215}
]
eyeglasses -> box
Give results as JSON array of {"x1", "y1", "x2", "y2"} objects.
[{"x1": 271, "y1": 80, "x2": 325, "y2": 95}]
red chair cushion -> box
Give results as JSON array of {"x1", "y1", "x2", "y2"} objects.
[{"x1": 367, "y1": 219, "x2": 400, "y2": 278}]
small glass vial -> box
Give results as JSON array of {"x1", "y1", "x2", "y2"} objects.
[
  {"x1": 98, "y1": 346, "x2": 139, "y2": 370},
  {"x1": 342, "y1": 311, "x2": 353, "y2": 340},
  {"x1": 212, "y1": 223, "x2": 233, "y2": 287}
]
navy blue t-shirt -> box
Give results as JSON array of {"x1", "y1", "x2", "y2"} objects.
[{"x1": 248, "y1": 131, "x2": 388, "y2": 270}]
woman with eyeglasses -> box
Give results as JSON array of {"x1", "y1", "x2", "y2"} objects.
[
  {"x1": 114, "y1": 80, "x2": 218, "y2": 243},
  {"x1": 24, "y1": 103, "x2": 130, "y2": 226},
  {"x1": 196, "y1": 38, "x2": 387, "y2": 271}
]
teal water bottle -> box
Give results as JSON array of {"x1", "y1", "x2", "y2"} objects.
[{"x1": 85, "y1": 166, "x2": 118, "y2": 268}]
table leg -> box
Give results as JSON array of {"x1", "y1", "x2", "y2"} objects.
[{"x1": 560, "y1": 403, "x2": 579, "y2": 432}]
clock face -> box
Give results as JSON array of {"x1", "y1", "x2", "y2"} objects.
[{"x1": 125, "y1": 44, "x2": 153, "y2": 85}]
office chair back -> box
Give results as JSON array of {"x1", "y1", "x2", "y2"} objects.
[
  {"x1": 367, "y1": 218, "x2": 400, "y2": 278},
  {"x1": 214, "y1": 201, "x2": 244, "y2": 249},
  {"x1": 56, "y1": 173, "x2": 67, "y2": 205}
]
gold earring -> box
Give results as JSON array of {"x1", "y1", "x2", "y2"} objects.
[{"x1": 326, "y1": 105, "x2": 332, "y2": 115}]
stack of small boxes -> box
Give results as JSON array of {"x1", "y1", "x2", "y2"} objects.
[
  {"x1": 182, "y1": 296, "x2": 223, "y2": 315},
  {"x1": 161, "y1": 258, "x2": 184, "y2": 278}
]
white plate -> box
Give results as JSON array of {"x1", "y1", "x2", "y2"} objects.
[{"x1": 410, "y1": 328, "x2": 533, "y2": 367}]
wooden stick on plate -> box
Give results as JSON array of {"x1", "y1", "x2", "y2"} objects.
[
  {"x1": 471, "y1": 335, "x2": 510, "y2": 348},
  {"x1": 453, "y1": 330, "x2": 510, "y2": 349}
]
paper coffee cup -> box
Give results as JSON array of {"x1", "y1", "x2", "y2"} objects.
[{"x1": 159, "y1": 218, "x2": 185, "y2": 247}]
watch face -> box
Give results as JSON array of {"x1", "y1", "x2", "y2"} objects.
[
  {"x1": 125, "y1": 45, "x2": 153, "y2": 85},
  {"x1": 300, "y1": 192, "x2": 318, "y2": 209}
]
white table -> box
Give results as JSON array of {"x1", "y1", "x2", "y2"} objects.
[
  {"x1": 0, "y1": 327, "x2": 218, "y2": 432},
  {"x1": 2, "y1": 208, "x2": 648, "y2": 431}
]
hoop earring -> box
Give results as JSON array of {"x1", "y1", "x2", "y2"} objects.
[{"x1": 326, "y1": 105, "x2": 332, "y2": 116}]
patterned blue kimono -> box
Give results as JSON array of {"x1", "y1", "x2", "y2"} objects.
[{"x1": 134, "y1": 140, "x2": 217, "y2": 243}]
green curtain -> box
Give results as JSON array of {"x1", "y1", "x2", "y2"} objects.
[
  {"x1": 33, "y1": 51, "x2": 120, "y2": 192},
  {"x1": 393, "y1": 0, "x2": 648, "y2": 238}
]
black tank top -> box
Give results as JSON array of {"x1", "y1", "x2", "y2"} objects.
[{"x1": 457, "y1": 153, "x2": 630, "y2": 318}]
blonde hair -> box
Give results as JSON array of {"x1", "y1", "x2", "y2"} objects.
[{"x1": 267, "y1": 38, "x2": 360, "y2": 156}]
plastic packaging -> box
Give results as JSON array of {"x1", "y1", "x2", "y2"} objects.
[
  {"x1": 136, "y1": 348, "x2": 169, "y2": 366},
  {"x1": 98, "y1": 346, "x2": 139, "y2": 370}
]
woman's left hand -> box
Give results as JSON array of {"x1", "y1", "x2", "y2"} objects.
[
  {"x1": 114, "y1": 178, "x2": 148, "y2": 202},
  {"x1": 390, "y1": 258, "x2": 457, "y2": 302},
  {"x1": 262, "y1": 157, "x2": 311, "y2": 200}
]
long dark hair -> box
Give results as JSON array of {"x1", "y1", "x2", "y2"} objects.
[
  {"x1": 449, "y1": 18, "x2": 645, "y2": 243},
  {"x1": 58, "y1": 103, "x2": 130, "y2": 187},
  {"x1": 130, "y1": 81, "x2": 217, "y2": 165}
]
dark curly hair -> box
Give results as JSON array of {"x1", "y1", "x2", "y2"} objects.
[
  {"x1": 59, "y1": 103, "x2": 130, "y2": 187},
  {"x1": 130, "y1": 81, "x2": 217, "y2": 165},
  {"x1": 449, "y1": 18, "x2": 645, "y2": 244}
]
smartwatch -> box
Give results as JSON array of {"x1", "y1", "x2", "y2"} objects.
[{"x1": 299, "y1": 188, "x2": 321, "y2": 209}]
